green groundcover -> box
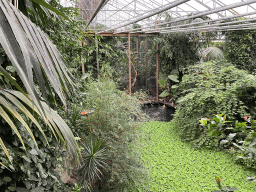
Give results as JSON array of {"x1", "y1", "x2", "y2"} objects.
[{"x1": 135, "y1": 121, "x2": 256, "y2": 192}]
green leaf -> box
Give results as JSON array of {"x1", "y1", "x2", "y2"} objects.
[
  {"x1": 1, "y1": 90, "x2": 49, "y2": 146},
  {"x1": 30, "y1": 0, "x2": 70, "y2": 21},
  {"x1": 6, "y1": 66, "x2": 15, "y2": 73},
  {"x1": 3, "y1": 177, "x2": 12, "y2": 182},
  {"x1": 171, "y1": 85, "x2": 179, "y2": 89},
  {"x1": 0, "y1": 105, "x2": 26, "y2": 151},
  {"x1": 158, "y1": 78, "x2": 166, "y2": 87},
  {"x1": 37, "y1": 163, "x2": 47, "y2": 179},
  {"x1": 22, "y1": 156, "x2": 32, "y2": 163},
  {"x1": 219, "y1": 140, "x2": 229, "y2": 145},
  {"x1": 159, "y1": 90, "x2": 169, "y2": 97},
  {"x1": 8, "y1": 186, "x2": 16, "y2": 191},
  {"x1": 0, "y1": 66, "x2": 27, "y2": 98},
  {"x1": 0, "y1": 96, "x2": 38, "y2": 147},
  {"x1": 168, "y1": 75, "x2": 179, "y2": 82},
  {"x1": 81, "y1": 73, "x2": 88, "y2": 80},
  {"x1": 30, "y1": 149, "x2": 38, "y2": 156}
]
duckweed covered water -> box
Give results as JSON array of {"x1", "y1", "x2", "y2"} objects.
[{"x1": 135, "y1": 121, "x2": 256, "y2": 191}]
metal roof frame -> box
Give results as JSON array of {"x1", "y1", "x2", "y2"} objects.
[{"x1": 70, "y1": 0, "x2": 256, "y2": 34}]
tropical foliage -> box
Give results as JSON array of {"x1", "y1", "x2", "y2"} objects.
[
  {"x1": 81, "y1": 35, "x2": 128, "y2": 83},
  {"x1": 147, "y1": 32, "x2": 200, "y2": 83},
  {"x1": 198, "y1": 114, "x2": 256, "y2": 170},
  {"x1": 172, "y1": 61, "x2": 256, "y2": 143},
  {"x1": 71, "y1": 73, "x2": 149, "y2": 191},
  {"x1": 225, "y1": 29, "x2": 256, "y2": 72},
  {"x1": 0, "y1": 113, "x2": 70, "y2": 191},
  {"x1": 0, "y1": 0, "x2": 81, "y2": 166}
]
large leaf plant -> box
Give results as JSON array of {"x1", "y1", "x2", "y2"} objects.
[{"x1": 0, "y1": 0, "x2": 81, "y2": 167}]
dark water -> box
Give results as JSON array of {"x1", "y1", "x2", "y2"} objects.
[{"x1": 141, "y1": 103, "x2": 175, "y2": 122}]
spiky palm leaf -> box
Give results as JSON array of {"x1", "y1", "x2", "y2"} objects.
[
  {"x1": 201, "y1": 46, "x2": 224, "y2": 61},
  {"x1": 17, "y1": 0, "x2": 71, "y2": 26},
  {"x1": 0, "y1": 89, "x2": 81, "y2": 165},
  {"x1": 0, "y1": 0, "x2": 73, "y2": 112},
  {"x1": 0, "y1": 0, "x2": 81, "y2": 165},
  {"x1": 78, "y1": 139, "x2": 107, "y2": 190}
]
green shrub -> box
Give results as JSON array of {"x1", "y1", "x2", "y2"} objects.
[
  {"x1": 173, "y1": 61, "x2": 256, "y2": 143},
  {"x1": 72, "y1": 76, "x2": 148, "y2": 191},
  {"x1": 0, "y1": 120, "x2": 69, "y2": 191},
  {"x1": 198, "y1": 114, "x2": 256, "y2": 172}
]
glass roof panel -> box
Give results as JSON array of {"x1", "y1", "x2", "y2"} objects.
[{"x1": 60, "y1": 0, "x2": 256, "y2": 33}]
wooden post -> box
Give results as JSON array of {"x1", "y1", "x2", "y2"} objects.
[
  {"x1": 156, "y1": 43, "x2": 159, "y2": 101},
  {"x1": 145, "y1": 41, "x2": 148, "y2": 90},
  {"x1": 95, "y1": 36, "x2": 99, "y2": 78},
  {"x1": 81, "y1": 41, "x2": 85, "y2": 74},
  {"x1": 136, "y1": 36, "x2": 139, "y2": 91},
  {"x1": 128, "y1": 33, "x2": 131, "y2": 96}
]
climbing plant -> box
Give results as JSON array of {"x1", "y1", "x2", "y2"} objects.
[{"x1": 225, "y1": 29, "x2": 256, "y2": 72}]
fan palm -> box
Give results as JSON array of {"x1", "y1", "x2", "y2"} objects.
[
  {"x1": 0, "y1": 0, "x2": 81, "y2": 166},
  {"x1": 200, "y1": 46, "x2": 225, "y2": 62}
]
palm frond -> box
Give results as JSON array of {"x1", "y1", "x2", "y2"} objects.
[
  {"x1": 3, "y1": 89, "x2": 82, "y2": 164},
  {"x1": 201, "y1": 46, "x2": 224, "y2": 61},
  {"x1": 78, "y1": 139, "x2": 107, "y2": 188},
  {"x1": 0, "y1": 0, "x2": 73, "y2": 112},
  {"x1": 0, "y1": 0, "x2": 81, "y2": 167},
  {"x1": 30, "y1": 0, "x2": 70, "y2": 21}
]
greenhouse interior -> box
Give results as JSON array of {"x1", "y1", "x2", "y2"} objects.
[{"x1": 3, "y1": 0, "x2": 256, "y2": 191}]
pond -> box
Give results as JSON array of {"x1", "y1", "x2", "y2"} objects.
[{"x1": 141, "y1": 102, "x2": 175, "y2": 122}]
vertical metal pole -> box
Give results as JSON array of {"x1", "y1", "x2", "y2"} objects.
[
  {"x1": 81, "y1": 41, "x2": 85, "y2": 74},
  {"x1": 128, "y1": 33, "x2": 131, "y2": 96},
  {"x1": 95, "y1": 36, "x2": 99, "y2": 78},
  {"x1": 156, "y1": 43, "x2": 159, "y2": 101}
]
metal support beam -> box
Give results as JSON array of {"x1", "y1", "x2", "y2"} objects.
[
  {"x1": 122, "y1": 0, "x2": 256, "y2": 33},
  {"x1": 87, "y1": 0, "x2": 108, "y2": 27},
  {"x1": 142, "y1": 11, "x2": 256, "y2": 33},
  {"x1": 91, "y1": 32, "x2": 159, "y2": 36},
  {"x1": 107, "y1": 0, "x2": 190, "y2": 31},
  {"x1": 194, "y1": 0, "x2": 224, "y2": 18},
  {"x1": 156, "y1": 43, "x2": 159, "y2": 101},
  {"x1": 128, "y1": 33, "x2": 131, "y2": 96},
  {"x1": 159, "y1": 21, "x2": 256, "y2": 33}
]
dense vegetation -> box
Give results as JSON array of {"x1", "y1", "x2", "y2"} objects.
[
  {"x1": 173, "y1": 61, "x2": 256, "y2": 141},
  {"x1": 1, "y1": 0, "x2": 256, "y2": 191},
  {"x1": 62, "y1": 74, "x2": 149, "y2": 191},
  {"x1": 147, "y1": 32, "x2": 201, "y2": 82},
  {"x1": 225, "y1": 29, "x2": 256, "y2": 72}
]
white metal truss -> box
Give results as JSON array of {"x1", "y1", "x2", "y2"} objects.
[{"x1": 67, "y1": 0, "x2": 256, "y2": 33}]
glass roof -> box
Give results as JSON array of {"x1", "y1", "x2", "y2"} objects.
[{"x1": 69, "y1": 0, "x2": 256, "y2": 33}]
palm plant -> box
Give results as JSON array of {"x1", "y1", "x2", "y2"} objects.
[
  {"x1": 76, "y1": 139, "x2": 108, "y2": 191},
  {"x1": 0, "y1": 0, "x2": 81, "y2": 166},
  {"x1": 200, "y1": 46, "x2": 224, "y2": 62}
]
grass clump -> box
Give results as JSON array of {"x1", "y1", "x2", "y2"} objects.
[{"x1": 135, "y1": 121, "x2": 256, "y2": 191}]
